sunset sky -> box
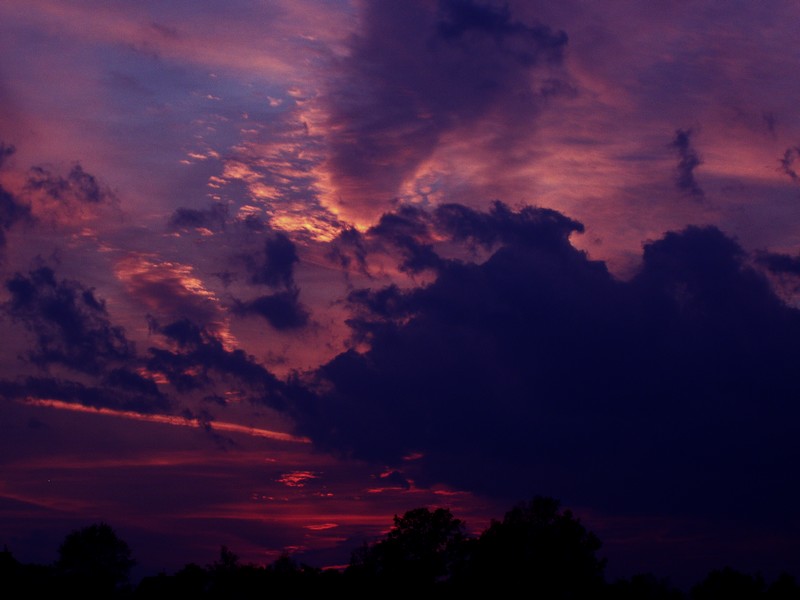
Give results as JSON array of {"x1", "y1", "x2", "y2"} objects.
[{"x1": 2, "y1": 0, "x2": 800, "y2": 587}]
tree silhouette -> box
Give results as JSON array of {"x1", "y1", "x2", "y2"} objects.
[
  {"x1": 462, "y1": 496, "x2": 606, "y2": 597},
  {"x1": 56, "y1": 522, "x2": 135, "y2": 596},
  {"x1": 607, "y1": 572, "x2": 686, "y2": 600},
  {"x1": 767, "y1": 572, "x2": 800, "y2": 599},
  {"x1": 348, "y1": 506, "x2": 467, "y2": 589},
  {"x1": 691, "y1": 567, "x2": 766, "y2": 600}
]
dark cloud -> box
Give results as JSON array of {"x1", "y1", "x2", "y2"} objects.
[
  {"x1": 0, "y1": 142, "x2": 32, "y2": 250},
  {"x1": 325, "y1": 0, "x2": 569, "y2": 218},
  {"x1": 232, "y1": 289, "x2": 309, "y2": 331},
  {"x1": 0, "y1": 265, "x2": 169, "y2": 413},
  {"x1": 670, "y1": 128, "x2": 704, "y2": 199},
  {"x1": 332, "y1": 200, "x2": 584, "y2": 278},
  {"x1": 0, "y1": 374, "x2": 168, "y2": 413},
  {"x1": 434, "y1": 200, "x2": 584, "y2": 248},
  {"x1": 326, "y1": 225, "x2": 369, "y2": 275},
  {"x1": 0, "y1": 142, "x2": 14, "y2": 169},
  {"x1": 146, "y1": 317, "x2": 284, "y2": 405},
  {"x1": 4, "y1": 266, "x2": 134, "y2": 374},
  {"x1": 247, "y1": 232, "x2": 299, "y2": 288},
  {"x1": 167, "y1": 202, "x2": 228, "y2": 233},
  {"x1": 0, "y1": 185, "x2": 31, "y2": 250},
  {"x1": 367, "y1": 205, "x2": 441, "y2": 273},
  {"x1": 288, "y1": 202, "x2": 800, "y2": 538},
  {"x1": 234, "y1": 231, "x2": 310, "y2": 329},
  {"x1": 757, "y1": 251, "x2": 800, "y2": 275},
  {"x1": 26, "y1": 163, "x2": 117, "y2": 205},
  {"x1": 779, "y1": 146, "x2": 800, "y2": 184},
  {"x1": 756, "y1": 250, "x2": 800, "y2": 301}
]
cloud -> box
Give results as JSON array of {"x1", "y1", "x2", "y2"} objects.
[
  {"x1": 26, "y1": 163, "x2": 117, "y2": 205},
  {"x1": 758, "y1": 251, "x2": 800, "y2": 276},
  {"x1": 328, "y1": 199, "x2": 584, "y2": 278},
  {"x1": 247, "y1": 232, "x2": 300, "y2": 288},
  {"x1": 326, "y1": 225, "x2": 369, "y2": 275},
  {"x1": 167, "y1": 202, "x2": 228, "y2": 234},
  {"x1": 0, "y1": 265, "x2": 168, "y2": 413},
  {"x1": 323, "y1": 0, "x2": 569, "y2": 220},
  {"x1": 287, "y1": 202, "x2": 800, "y2": 533},
  {"x1": 233, "y1": 289, "x2": 309, "y2": 331},
  {"x1": 4, "y1": 266, "x2": 134, "y2": 374},
  {"x1": 779, "y1": 146, "x2": 800, "y2": 184},
  {"x1": 0, "y1": 373, "x2": 168, "y2": 413},
  {"x1": 114, "y1": 254, "x2": 231, "y2": 340},
  {"x1": 146, "y1": 317, "x2": 284, "y2": 406},
  {"x1": 756, "y1": 250, "x2": 800, "y2": 303},
  {"x1": 233, "y1": 231, "x2": 310, "y2": 329},
  {"x1": 0, "y1": 142, "x2": 14, "y2": 169},
  {"x1": 20, "y1": 162, "x2": 120, "y2": 229},
  {"x1": 365, "y1": 205, "x2": 441, "y2": 273},
  {"x1": 670, "y1": 128, "x2": 704, "y2": 199},
  {"x1": 0, "y1": 142, "x2": 32, "y2": 250}
]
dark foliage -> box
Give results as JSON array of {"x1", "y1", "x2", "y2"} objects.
[
  {"x1": 3, "y1": 501, "x2": 800, "y2": 598},
  {"x1": 457, "y1": 496, "x2": 606, "y2": 597},
  {"x1": 56, "y1": 522, "x2": 135, "y2": 597}
]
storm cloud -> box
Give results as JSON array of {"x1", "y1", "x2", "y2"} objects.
[{"x1": 289, "y1": 202, "x2": 800, "y2": 532}]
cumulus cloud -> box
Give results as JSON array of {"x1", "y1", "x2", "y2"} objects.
[
  {"x1": 323, "y1": 0, "x2": 569, "y2": 219},
  {"x1": 287, "y1": 201, "x2": 800, "y2": 532}
]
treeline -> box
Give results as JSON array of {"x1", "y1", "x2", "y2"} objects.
[{"x1": 2, "y1": 496, "x2": 798, "y2": 598}]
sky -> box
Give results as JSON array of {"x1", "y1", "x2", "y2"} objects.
[{"x1": 1, "y1": 0, "x2": 800, "y2": 588}]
